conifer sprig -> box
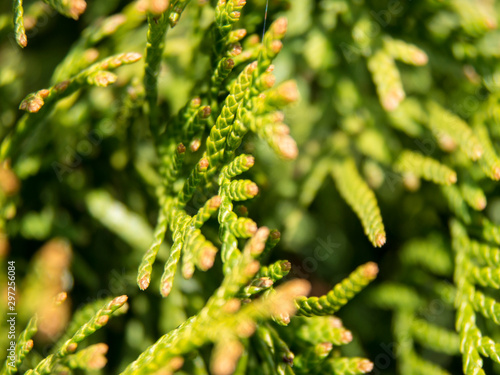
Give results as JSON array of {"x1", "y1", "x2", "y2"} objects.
[
  {"x1": 12, "y1": 0, "x2": 27, "y2": 47},
  {"x1": 26, "y1": 296, "x2": 128, "y2": 375},
  {"x1": 329, "y1": 357, "x2": 374, "y2": 375},
  {"x1": 51, "y1": 10, "x2": 134, "y2": 83},
  {"x1": 460, "y1": 179, "x2": 487, "y2": 211},
  {"x1": 295, "y1": 262, "x2": 379, "y2": 316},
  {"x1": 122, "y1": 269, "x2": 310, "y2": 374},
  {"x1": 395, "y1": 150, "x2": 457, "y2": 185},
  {"x1": 383, "y1": 37, "x2": 428, "y2": 66},
  {"x1": 1, "y1": 316, "x2": 37, "y2": 375},
  {"x1": 441, "y1": 185, "x2": 472, "y2": 224},
  {"x1": 1, "y1": 53, "x2": 141, "y2": 162},
  {"x1": 137, "y1": 204, "x2": 168, "y2": 290},
  {"x1": 42, "y1": 0, "x2": 86, "y2": 20},
  {"x1": 18, "y1": 53, "x2": 141, "y2": 114},
  {"x1": 411, "y1": 318, "x2": 460, "y2": 355},
  {"x1": 367, "y1": 49, "x2": 405, "y2": 111},
  {"x1": 63, "y1": 343, "x2": 109, "y2": 371},
  {"x1": 331, "y1": 158, "x2": 386, "y2": 247},
  {"x1": 8, "y1": 0, "x2": 498, "y2": 373},
  {"x1": 451, "y1": 219, "x2": 500, "y2": 374},
  {"x1": 427, "y1": 102, "x2": 484, "y2": 161}
]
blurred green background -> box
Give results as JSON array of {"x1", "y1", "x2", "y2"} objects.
[{"x1": 2, "y1": 0, "x2": 500, "y2": 373}]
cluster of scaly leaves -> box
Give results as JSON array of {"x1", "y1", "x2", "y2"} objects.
[
  {"x1": 272, "y1": 0, "x2": 500, "y2": 374},
  {"x1": 452, "y1": 220, "x2": 500, "y2": 375}
]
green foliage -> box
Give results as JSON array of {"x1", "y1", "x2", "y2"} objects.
[
  {"x1": 1, "y1": 316, "x2": 36, "y2": 375},
  {"x1": 331, "y1": 158, "x2": 386, "y2": 247},
  {"x1": 3, "y1": 0, "x2": 500, "y2": 374},
  {"x1": 40, "y1": 0, "x2": 86, "y2": 20},
  {"x1": 295, "y1": 262, "x2": 379, "y2": 316}
]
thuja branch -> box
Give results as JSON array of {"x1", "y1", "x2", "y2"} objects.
[
  {"x1": 144, "y1": 0, "x2": 191, "y2": 135},
  {"x1": 1, "y1": 52, "x2": 142, "y2": 162}
]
